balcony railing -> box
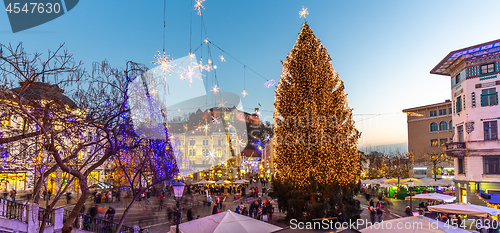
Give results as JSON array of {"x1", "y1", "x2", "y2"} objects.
[
  {"x1": 446, "y1": 142, "x2": 466, "y2": 150},
  {"x1": 0, "y1": 197, "x2": 24, "y2": 221}
]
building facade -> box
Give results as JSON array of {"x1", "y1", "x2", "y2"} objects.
[
  {"x1": 403, "y1": 101, "x2": 454, "y2": 179},
  {"x1": 431, "y1": 39, "x2": 500, "y2": 205}
]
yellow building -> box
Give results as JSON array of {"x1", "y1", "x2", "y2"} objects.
[{"x1": 403, "y1": 101, "x2": 454, "y2": 178}]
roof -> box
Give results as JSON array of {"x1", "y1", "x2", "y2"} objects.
[
  {"x1": 402, "y1": 100, "x2": 451, "y2": 113},
  {"x1": 430, "y1": 39, "x2": 500, "y2": 76},
  {"x1": 241, "y1": 148, "x2": 260, "y2": 157},
  {"x1": 11, "y1": 82, "x2": 77, "y2": 108}
]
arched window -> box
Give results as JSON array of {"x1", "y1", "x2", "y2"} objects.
[
  {"x1": 430, "y1": 122, "x2": 438, "y2": 132},
  {"x1": 449, "y1": 121, "x2": 452, "y2": 130},
  {"x1": 439, "y1": 121, "x2": 448, "y2": 131}
]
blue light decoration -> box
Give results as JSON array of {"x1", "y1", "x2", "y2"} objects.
[
  {"x1": 264, "y1": 79, "x2": 275, "y2": 88},
  {"x1": 254, "y1": 139, "x2": 265, "y2": 155}
]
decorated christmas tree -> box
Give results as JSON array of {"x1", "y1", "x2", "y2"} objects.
[{"x1": 272, "y1": 22, "x2": 361, "y2": 220}]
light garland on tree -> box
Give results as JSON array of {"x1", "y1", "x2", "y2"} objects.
[{"x1": 273, "y1": 22, "x2": 360, "y2": 187}]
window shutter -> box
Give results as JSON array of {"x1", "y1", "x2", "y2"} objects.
[
  {"x1": 481, "y1": 93, "x2": 484, "y2": 107},
  {"x1": 496, "y1": 92, "x2": 498, "y2": 106}
]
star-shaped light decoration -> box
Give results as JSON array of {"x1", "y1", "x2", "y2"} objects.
[
  {"x1": 241, "y1": 89, "x2": 248, "y2": 97},
  {"x1": 217, "y1": 98, "x2": 227, "y2": 111},
  {"x1": 299, "y1": 6, "x2": 309, "y2": 19},
  {"x1": 211, "y1": 85, "x2": 220, "y2": 94},
  {"x1": 199, "y1": 122, "x2": 210, "y2": 135},
  {"x1": 219, "y1": 55, "x2": 226, "y2": 62},
  {"x1": 194, "y1": 0, "x2": 205, "y2": 15},
  {"x1": 204, "y1": 38, "x2": 209, "y2": 44},
  {"x1": 205, "y1": 146, "x2": 217, "y2": 163},
  {"x1": 212, "y1": 116, "x2": 219, "y2": 124},
  {"x1": 179, "y1": 65, "x2": 200, "y2": 86},
  {"x1": 198, "y1": 58, "x2": 212, "y2": 72},
  {"x1": 152, "y1": 51, "x2": 175, "y2": 78}
]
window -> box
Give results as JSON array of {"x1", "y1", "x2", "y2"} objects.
[
  {"x1": 484, "y1": 121, "x2": 498, "y2": 141},
  {"x1": 456, "y1": 96, "x2": 462, "y2": 113},
  {"x1": 218, "y1": 139, "x2": 222, "y2": 146},
  {"x1": 430, "y1": 110, "x2": 437, "y2": 117},
  {"x1": 458, "y1": 125, "x2": 464, "y2": 142},
  {"x1": 449, "y1": 121, "x2": 452, "y2": 130},
  {"x1": 458, "y1": 158, "x2": 464, "y2": 174},
  {"x1": 0, "y1": 115, "x2": 10, "y2": 128},
  {"x1": 189, "y1": 139, "x2": 196, "y2": 146},
  {"x1": 481, "y1": 63, "x2": 495, "y2": 75},
  {"x1": 448, "y1": 108, "x2": 452, "y2": 115},
  {"x1": 455, "y1": 73, "x2": 461, "y2": 85},
  {"x1": 439, "y1": 138, "x2": 447, "y2": 147},
  {"x1": 439, "y1": 121, "x2": 448, "y2": 131},
  {"x1": 439, "y1": 109, "x2": 447, "y2": 115},
  {"x1": 203, "y1": 139, "x2": 209, "y2": 145},
  {"x1": 430, "y1": 122, "x2": 438, "y2": 132},
  {"x1": 484, "y1": 156, "x2": 500, "y2": 174},
  {"x1": 430, "y1": 139, "x2": 438, "y2": 147},
  {"x1": 216, "y1": 147, "x2": 222, "y2": 157},
  {"x1": 481, "y1": 88, "x2": 498, "y2": 107},
  {"x1": 189, "y1": 149, "x2": 196, "y2": 156}
]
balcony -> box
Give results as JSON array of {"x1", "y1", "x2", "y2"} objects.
[
  {"x1": 445, "y1": 140, "x2": 500, "y2": 156},
  {"x1": 445, "y1": 142, "x2": 466, "y2": 157}
]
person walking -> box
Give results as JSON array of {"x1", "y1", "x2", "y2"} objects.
[
  {"x1": 212, "y1": 203, "x2": 219, "y2": 215},
  {"x1": 187, "y1": 207, "x2": 193, "y2": 221},
  {"x1": 10, "y1": 189, "x2": 16, "y2": 202},
  {"x1": 376, "y1": 206, "x2": 383, "y2": 222},
  {"x1": 105, "y1": 206, "x2": 115, "y2": 222},
  {"x1": 405, "y1": 206, "x2": 413, "y2": 217},
  {"x1": 369, "y1": 206, "x2": 376, "y2": 224}
]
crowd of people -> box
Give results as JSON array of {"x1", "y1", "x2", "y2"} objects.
[{"x1": 91, "y1": 189, "x2": 121, "y2": 204}]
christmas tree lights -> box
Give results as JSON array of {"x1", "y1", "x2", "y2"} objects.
[{"x1": 273, "y1": 22, "x2": 360, "y2": 187}]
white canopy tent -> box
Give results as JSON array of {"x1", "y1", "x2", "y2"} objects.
[
  {"x1": 233, "y1": 179, "x2": 250, "y2": 184},
  {"x1": 429, "y1": 179, "x2": 454, "y2": 186},
  {"x1": 405, "y1": 193, "x2": 456, "y2": 203},
  {"x1": 360, "y1": 215, "x2": 469, "y2": 233},
  {"x1": 428, "y1": 203, "x2": 500, "y2": 217},
  {"x1": 169, "y1": 210, "x2": 282, "y2": 233},
  {"x1": 194, "y1": 180, "x2": 210, "y2": 185},
  {"x1": 216, "y1": 180, "x2": 230, "y2": 184}
]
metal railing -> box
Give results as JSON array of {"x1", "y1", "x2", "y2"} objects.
[
  {"x1": 63, "y1": 209, "x2": 135, "y2": 233},
  {"x1": 0, "y1": 197, "x2": 24, "y2": 221},
  {"x1": 38, "y1": 207, "x2": 53, "y2": 226}
]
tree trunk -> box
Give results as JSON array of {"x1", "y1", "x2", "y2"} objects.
[
  {"x1": 62, "y1": 181, "x2": 89, "y2": 233},
  {"x1": 115, "y1": 192, "x2": 141, "y2": 233}
]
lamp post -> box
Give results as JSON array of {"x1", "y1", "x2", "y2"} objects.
[
  {"x1": 173, "y1": 181, "x2": 186, "y2": 233},
  {"x1": 408, "y1": 180, "x2": 414, "y2": 214}
]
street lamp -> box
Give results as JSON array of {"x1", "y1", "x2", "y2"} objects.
[
  {"x1": 173, "y1": 181, "x2": 186, "y2": 233},
  {"x1": 408, "y1": 179, "x2": 414, "y2": 214}
]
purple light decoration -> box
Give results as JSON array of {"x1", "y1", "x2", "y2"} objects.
[{"x1": 264, "y1": 79, "x2": 275, "y2": 88}]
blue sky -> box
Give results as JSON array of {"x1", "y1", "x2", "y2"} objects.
[{"x1": 2, "y1": 0, "x2": 500, "y2": 149}]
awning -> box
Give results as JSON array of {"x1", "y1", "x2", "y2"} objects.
[
  {"x1": 428, "y1": 203, "x2": 500, "y2": 217},
  {"x1": 405, "y1": 193, "x2": 456, "y2": 203},
  {"x1": 94, "y1": 183, "x2": 112, "y2": 189}
]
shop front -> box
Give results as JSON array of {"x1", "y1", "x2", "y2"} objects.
[{"x1": 0, "y1": 172, "x2": 26, "y2": 192}]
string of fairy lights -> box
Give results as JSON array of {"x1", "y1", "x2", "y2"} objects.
[{"x1": 152, "y1": 0, "x2": 276, "y2": 115}]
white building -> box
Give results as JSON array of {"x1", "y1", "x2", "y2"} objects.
[{"x1": 431, "y1": 39, "x2": 500, "y2": 205}]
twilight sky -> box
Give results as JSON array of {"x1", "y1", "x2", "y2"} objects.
[{"x1": 2, "y1": 0, "x2": 500, "y2": 150}]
